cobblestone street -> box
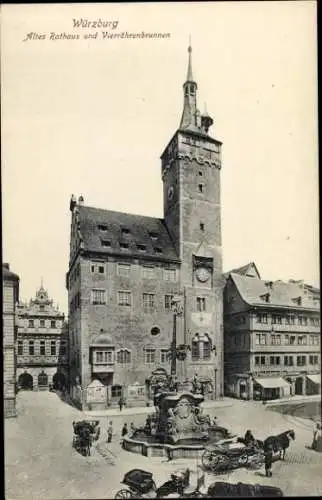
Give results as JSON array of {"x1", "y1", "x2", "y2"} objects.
[{"x1": 5, "y1": 391, "x2": 322, "y2": 499}]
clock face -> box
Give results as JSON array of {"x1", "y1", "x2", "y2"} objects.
[
  {"x1": 168, "y1": 186, "x2": 174, "y2": 200},
  {"x1": 196, "y1": 267, "x2": 211, "y2": 283}
]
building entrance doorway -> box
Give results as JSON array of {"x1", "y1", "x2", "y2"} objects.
[
  {"x1": 295, "y1": 377, "x2": 304, "y2": 395},
  {"x1": 18, "y1": 372, "x2": 33, "y2": 390},
  {"x1": 38, "y1": 371, "x2": 48, "y2": 390}
]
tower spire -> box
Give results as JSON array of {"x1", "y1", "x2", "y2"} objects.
[
  {"x1": 186, "y1": 35, "x2": 194, "y2": 82},
  {"x1": 180, "y1": 40, "x2": 198, "y2": 129}
]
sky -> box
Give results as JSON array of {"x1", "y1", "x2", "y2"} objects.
[{"x1": 1, "y1": 1, "x2": 319, "y2": 315}]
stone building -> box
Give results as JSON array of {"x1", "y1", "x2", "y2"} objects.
[
  {"x1": 16, "y1": 283, "x2": 68, "y2": 391},
  {"x1": 67, "y1": 45, "x2": 224, "y2": 410},
  {"x1": 3, "y1": 263, "x2": 20, "y2": 418},
  {"x1": 224, "y1": 263, "x2": 321, "y2": 400}
]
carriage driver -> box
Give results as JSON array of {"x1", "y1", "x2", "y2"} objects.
[{"x1": 244, "y1": 429, "x2": 256, "y2": 449}]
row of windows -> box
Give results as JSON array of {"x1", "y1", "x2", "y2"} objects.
[
  {"x1": 256, "y1": 313, "x2": 320, "y2": 326},
  {"x1": 91, "y1": 262, "x2": 178, "y2": 282},
  {"x1": 26, "y1": 319, "x2": 57, "y2": 329},
  {"x1": 92, "y1": 348, "x2": 169, "y2": 365},
  {"x1": 88, "y1": 290, "x2": 208, "y2": 311},
  {"x1": 254, "y1": 354, "x2": 319, "y2": 367},
  {"x1": 92, "y1": 338, "x2": 213, "y2": 365},
  {"x1": 255, "y1": 333, "x2": 320, "y2": 346},
  {"x1": 17, "y1": 340, "x2": 67, "y2": 356}
]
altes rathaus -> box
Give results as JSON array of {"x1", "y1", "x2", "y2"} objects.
[{"x1": 67, "y1": 46, "x2": 224, "y2": 410}]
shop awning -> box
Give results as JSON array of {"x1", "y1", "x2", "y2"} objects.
[
  {"x1": 307, "y1": 374, "x2": 321, "y2": 385},
  {"x1": 254, "y1": 377, "x2": 290, "y2": 389}
]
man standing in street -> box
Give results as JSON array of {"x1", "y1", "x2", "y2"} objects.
[
  {"x1": 107, "y1": 421, "x2": 113, "y2": 444},
  {"x1": 119, "y1": 397, "x2": 124, "y2": 412},
  {"x1": 264, "y1": 444, "x2": 273, "y2": 477}
]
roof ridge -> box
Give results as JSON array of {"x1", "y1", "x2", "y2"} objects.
[{"x1": 79, "y1": 204, "x2": 164, "y2": 222}]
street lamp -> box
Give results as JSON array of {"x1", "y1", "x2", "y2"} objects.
[{"x1": 170, "y1": 295, "x2": 184, "y2": 377}]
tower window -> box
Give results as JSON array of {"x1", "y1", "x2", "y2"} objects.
[
  {"x1": 120, "y1": 242, "x2": 129, "y2": 250},
  {"x1": 199, "y1": 171, "x2": 203, "y2": 176},
  {"x1": 200, "y1": 223, "x2": 205, "y2": 231},
  {"x1": 198, "y1": 184, "x2": 204, "y2": 193},
  {"x1": 101, "y1": 239, "x2": 111, "y2": 247},
  {"x1": 98, "y1": 224, "x2": 108, "y2": 231},
  {"x1": 121, "y1": 228, "x2": 130, "y2": 235}
]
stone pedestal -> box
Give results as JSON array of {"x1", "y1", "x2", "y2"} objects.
[{"x1": 155, "y1": 391, "x2": 207, "y2": 444}]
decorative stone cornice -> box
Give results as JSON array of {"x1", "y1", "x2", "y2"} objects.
[{"x1": 177, "y1": 152, "x2": 221, "y2": 169}]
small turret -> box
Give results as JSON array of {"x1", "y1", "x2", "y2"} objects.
[
  {"x1": 201, "y1": 103, "x2": 213, "y2": 134},
  {"x1": 70, "y1": 194, "x2": 77, "y2": 212}
]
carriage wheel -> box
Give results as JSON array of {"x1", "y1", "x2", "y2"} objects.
[
  {"x1": 114, "y1": 489, "x2": 133, "y2": 499},
  {"x1": 202, "y1": 450, "x2": 214, "y2": 470},
  {"x1": 202, "y1": 451, "x2": 229, "y2": 472},
  {"x1": 212, "y1": 454, "x2": 230, "y2": 472}
]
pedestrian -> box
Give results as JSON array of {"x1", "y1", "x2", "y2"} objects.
[
  {"x1": 121, "y1": 423, "x2": 128, "y2": 438},
  {"x1": 130, "y1": 422, "x2": 136, "y2": 436},
  {"x1": 312, "y1": 423, "x2": 321, "y2": 450},
  {"x1": 120, "y1": 423, "x2": 128, "y2": 449},
  {"x1": 119, "y1": 397, "x2": 124, "y2": 412},
  {"x1": 107, "y1": 421, "x2": 113, "y2": 444},
  {"x1": 264, "y1": 444, "x2": 273, "y2": 477}
]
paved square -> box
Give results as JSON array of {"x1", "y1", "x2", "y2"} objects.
[{"x1": 5, "y1": 392, "x2": 322, "y2": 499}]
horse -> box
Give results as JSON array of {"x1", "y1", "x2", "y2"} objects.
[{"x1": 263, "y1": 430, "x2": 295, "y2": 460}]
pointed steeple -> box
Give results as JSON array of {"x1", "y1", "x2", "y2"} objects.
[
  {"x1": 180, "y1": 41, "x2": 198, "y2": 129},
  {"x1": 186, "y1": 37, "x2": 194, "y2": 82}
]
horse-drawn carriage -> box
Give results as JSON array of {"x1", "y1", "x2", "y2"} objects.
[
  {"x1": 72, "y1": 420, "x2": 100, "y2": 456},
  {"x1": 202, "y1": 437, "x2": 265, "y2": 474},
  {"x1": 114, "y1": 468, "x2": 204, "y2": 498},
  {"x1": 114, "y1": 468, "x2": 284, "y2": 498}
]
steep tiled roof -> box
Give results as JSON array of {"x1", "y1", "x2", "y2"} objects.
[
  {"x1": 231, "y1": 273, "x2": 320, "y2": 310},
  {"x1": 2, "y1": 263, "x2": 19, "y2": 281},
  {"x1": 224, "y1": 262, "x2": 260, "y2": 279},
  {"x1": 77, "y1": 205, "x2": 179, "y2": 262}
]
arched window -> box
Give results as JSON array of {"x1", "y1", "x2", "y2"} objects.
[
  {"x1": 116, "y1": 349, "x2": 131, "y2": 364},
  {"x1": 191, "y1": 334, "x2": 212, "y2": 361}
]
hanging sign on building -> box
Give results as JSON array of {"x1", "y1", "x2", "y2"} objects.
[{"x1": 86, "y1": 379, "x2": 106, "y2": 403}]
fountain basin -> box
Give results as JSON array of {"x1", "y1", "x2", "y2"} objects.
[{"x1": 123, "y1": 435, "x2": 206, "y2": 459}]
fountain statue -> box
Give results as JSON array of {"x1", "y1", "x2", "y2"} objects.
[{"x1": 123, "y1": 373, "x2": 233, "y2": 459}]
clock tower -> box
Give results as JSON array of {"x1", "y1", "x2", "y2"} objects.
[{"x1": 161, "y1": 44, "x2": 224, "y2": 398}]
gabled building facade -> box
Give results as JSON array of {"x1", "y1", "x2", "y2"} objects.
[
  {"x1": 3, "y1": 263, "x2": 20, "y2": 418},
  {"x1": 224, "y1": 264, "x2": 321, "y2": 400},
  {"x1": 16, "y1": 284, "x2": 68, "y2": 391},
  {"x1": 67, "y1": 46, "x2": 224, "y2": 410}
]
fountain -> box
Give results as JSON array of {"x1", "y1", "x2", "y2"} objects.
[
  {"x1": 123, "y1": 296, "x2": 233, "y2": 458},
  {"x1": 123, "y1": 378, "x2": 233, "y2": 459}
]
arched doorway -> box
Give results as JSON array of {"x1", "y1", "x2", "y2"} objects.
[
  {"x1": 295, "y1": 377, "x2": 303, "y2": 395},
  {"x1": 38, "y1": 371, "x2": 48, "y2": 390},
  {"x1": 53, "y1": 372, "x2": 66, "y2": 391},
  {"x1": 18, "y1": 372, "x2": 33, "y2": 390}
]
